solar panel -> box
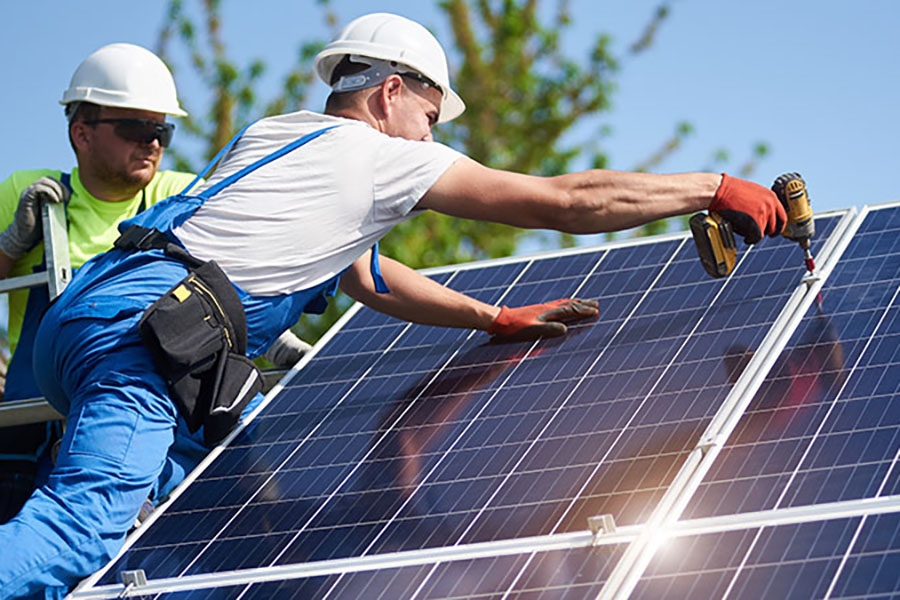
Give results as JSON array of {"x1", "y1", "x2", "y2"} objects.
[
  {"x1": 632, "y1": 512, "x2": 900, "y2": 599},
  {"x1": 69, "y1": 205, "x2": 900, "y2": 599},
  {"x1": 618, "y1": 203, "x2": 900, "y2": 598}
]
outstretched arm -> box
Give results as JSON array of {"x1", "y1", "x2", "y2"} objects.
[
  {"x1": 419, "y1": 158, "x2": 784, "y2": 243},
  {"x1": 339, "y1": 250, "x2": 500, "y2": 331},
  {"x1": 340, "y1": 251, "x2": 599, "y2": 341}
]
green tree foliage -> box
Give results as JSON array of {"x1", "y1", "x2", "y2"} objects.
[{"x1": 157, "y1": 0, "x2": 325, "y2": 170}]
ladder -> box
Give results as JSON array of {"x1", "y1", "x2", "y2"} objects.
[{"x1": 0, "y1": 200, "x2": 70, "y2": 427}]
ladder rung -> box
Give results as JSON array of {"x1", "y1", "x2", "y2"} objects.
[
  {"x1": 0, "y1": 398, "x2": 64, "y2": 427},
  {"x1": 0, "y1": 369, "x2": 292, "y2": 428}
]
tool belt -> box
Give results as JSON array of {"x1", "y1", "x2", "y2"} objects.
[{"x1": 115, "y1": 226, "x2": 262, "y2": 447}]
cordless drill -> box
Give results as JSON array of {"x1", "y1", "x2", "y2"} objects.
[
  {"x1": 771, "y1": 172, "x2": 815, "y2": 274},
  {"x1": 690, "y1": 172, "x2": 815, "y2": 278}
]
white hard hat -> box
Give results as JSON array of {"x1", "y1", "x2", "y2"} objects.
[
  {"x1": 60, "y1": 43, "x2": 187, "y2": 117},
  {"x1": 315, "y1": 13, "x2": 465, "y2": 124}
]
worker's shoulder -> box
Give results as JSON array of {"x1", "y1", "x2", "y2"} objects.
[
  {"x1": 254, "y1": 110, "x2": 391, "y2": 144},
  {"x1": 1, "y1": 168, "x2": 65, "y2": 190},
  {"x1": 0, "y1": 168, "x2": 64, "y2": 204},
  {"x1": 145, "y1": 170, "x2": 201, "y2": 202}
]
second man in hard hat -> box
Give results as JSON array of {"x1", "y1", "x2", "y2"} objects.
[
  {"x1": 0, "y1": 42, "x2": 197, "y2": 525},
  {"x1": 0, "y1": 42, "x2": 310, "y2": 526}
]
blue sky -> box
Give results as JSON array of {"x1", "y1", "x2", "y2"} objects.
[{"x1": 1, "y1": 0, "x2": 897, "y2": 225}]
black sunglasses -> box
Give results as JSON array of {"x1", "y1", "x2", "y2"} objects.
[{"x1": 83, "y1": 118, "x2": 176, "y2": 148}]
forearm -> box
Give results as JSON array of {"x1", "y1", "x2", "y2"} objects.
[
  {"x1": 549, "y1": 170, "x2": 722, "y2": 234},
  {"x1": 422, "y1": 158, "x2": 722, "y2": 235},
  {"x1": 340, "y1": 253, "x2": 500, "y2": 330}
]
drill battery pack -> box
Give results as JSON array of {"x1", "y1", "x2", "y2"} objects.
[{"x1": 690, "y1": 212, "x2": 737, "y2": 278}]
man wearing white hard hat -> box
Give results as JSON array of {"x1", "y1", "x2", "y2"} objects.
[
  {"x1": 0, "y1": 43, "x2": 197, "y2": 527},
  {"x1": 0, "y1": 43, "x2": 312, "y2": 529},
  {"x1": 0, "y1": 13, "x2": 783, "y2": 596}
]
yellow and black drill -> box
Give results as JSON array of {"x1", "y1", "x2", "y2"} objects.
[
  {"x1": 690, "y1": 172, "x2": 815, "y2": 278},
  {"x1": 771, "y1": 172, "x2": 815, "y2": 274}
]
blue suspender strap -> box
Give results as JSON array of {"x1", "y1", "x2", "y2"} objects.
[
  {"x1": 200, "y1": 125, "x2": 339, "y2": 198},
  {"x1": 370, "y1": 242, "x2": 390, "y2": 294},
  {"x1": 60, "y1": 172, "x2": 72, "y2": 221},
  {"x1": 178, "y1": 121, "x2": 257, "y2": 196}
]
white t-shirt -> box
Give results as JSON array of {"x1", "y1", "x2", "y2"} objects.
[{"x1": 173, "y1": 111, "x2": 463, "y2": 296}]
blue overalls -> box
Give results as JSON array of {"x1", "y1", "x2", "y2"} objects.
[{"x1": 0, "y1": 125, "x2": 385, "y2": 598}]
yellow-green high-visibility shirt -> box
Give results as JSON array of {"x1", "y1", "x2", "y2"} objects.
[{"x1": 0, "y1": 168, "x2": 197, "y2": 354}]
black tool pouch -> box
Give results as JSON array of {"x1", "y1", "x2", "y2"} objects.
[{"x1": 138, "y1": 259, "x2": 262, "y2": 447}]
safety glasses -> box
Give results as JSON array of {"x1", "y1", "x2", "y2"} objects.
[
  {"x1": 399, "y1": 71, "x2": 443, "y2": 96},
  {"x1": 83, "y1": 118, "x2": 176, "y2": 148}
]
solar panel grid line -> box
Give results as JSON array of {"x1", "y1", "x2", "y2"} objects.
[{"x1": 310, "y1": 253, "x2": 610, "y2": 600}]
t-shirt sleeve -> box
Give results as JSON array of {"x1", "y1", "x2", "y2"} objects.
[{"x1": 370, "y1": 136, "x2": 463, "y2": 221}]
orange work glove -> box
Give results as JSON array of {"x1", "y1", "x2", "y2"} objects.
[
  {"x1": 710, "y1": 173, "x2": 787, "y2": 244},
  {"x1": 488, "y1": 298, "x2": 599, "y2": 342}
]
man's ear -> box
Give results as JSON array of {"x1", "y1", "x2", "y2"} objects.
[
  {"x1": 379, "y1": 74, "x2": 405, "y2": 115},
  {"x1": 70, "y1": 121, "x2": 92, "y2": 153}
]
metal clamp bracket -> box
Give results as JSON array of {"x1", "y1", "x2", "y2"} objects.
[
  {"x1": 118, "y1": 569, "x2": 147, "y2": 597},
  {"x1": 588, "y1": 514, "x2": 617, "y2": 545}
]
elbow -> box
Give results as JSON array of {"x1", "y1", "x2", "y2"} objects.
[{"x1": 544, "y1": 188, "x2": 593, "y2": 234}]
